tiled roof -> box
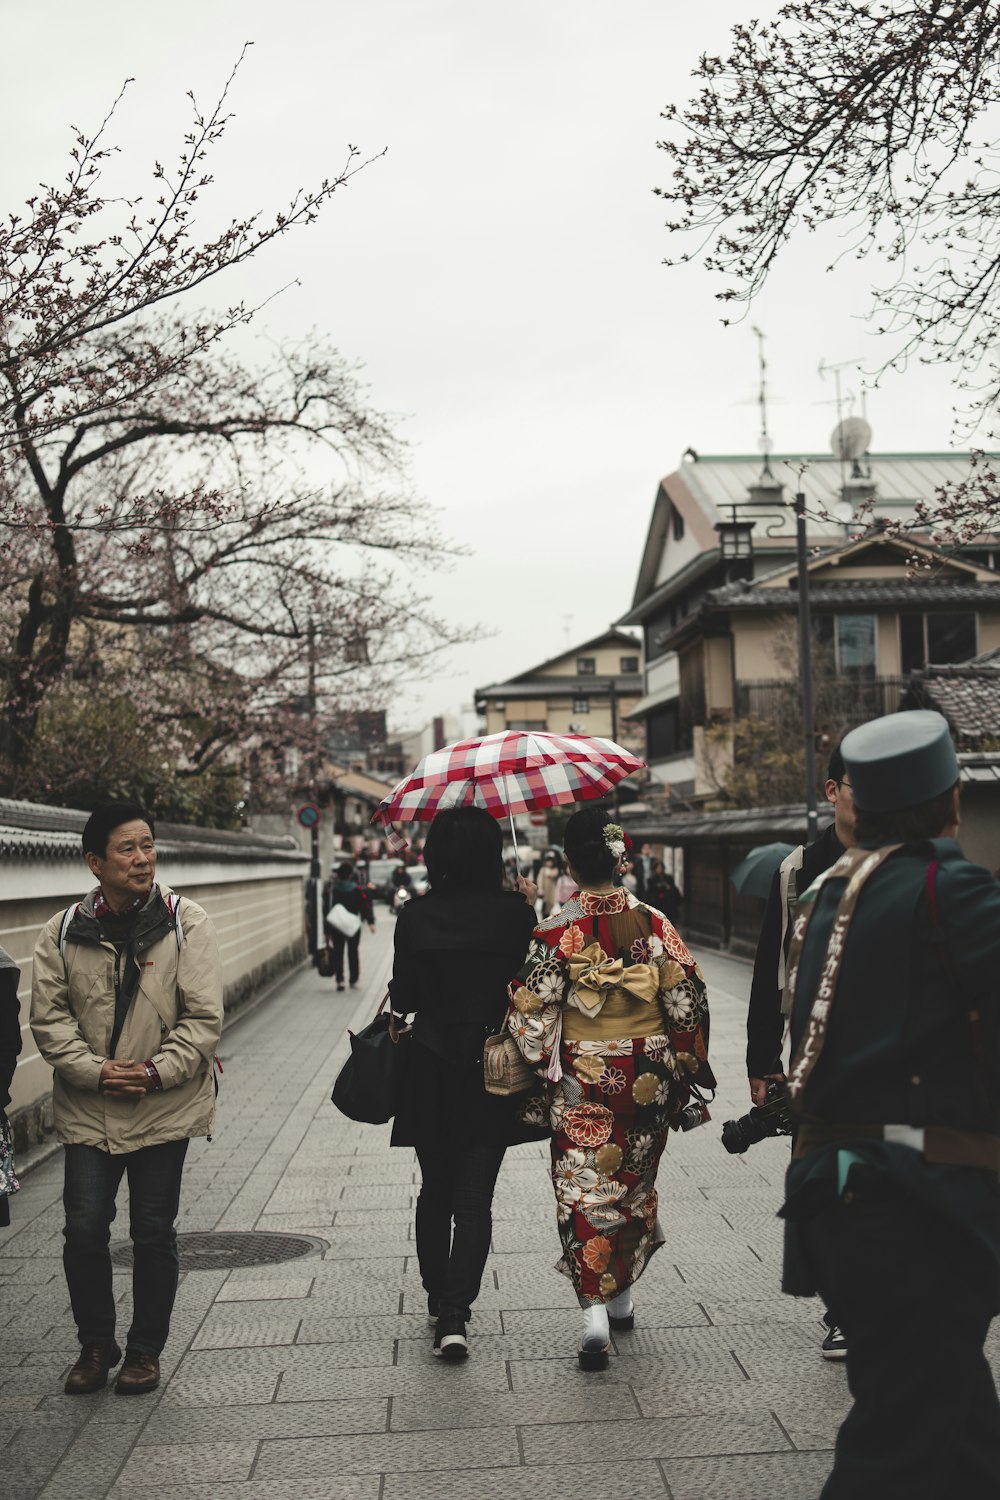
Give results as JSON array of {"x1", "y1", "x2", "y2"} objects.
[
  {"x1": 0, "y1": 798, "x2": 307, "y2": 864},
  {"x1": 707, "y1": 579, "x2": 1000, "y2": 609},
  {"x1": 620, "y1": 802, "x2": 834, "y2": 844},
  {"x1": 904, "y1": 664, "x2": 1000, "y2": 745},
  {"x1": 475, "y1": 674, "x2": 644, "y2": 701}
]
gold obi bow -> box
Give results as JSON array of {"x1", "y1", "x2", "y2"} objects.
[{"x1": 566, "y1": 941, "x2": 659, "y2": 1014}]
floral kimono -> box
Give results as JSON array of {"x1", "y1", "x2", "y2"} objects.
[{"x1": 507, "y1": 886, "x2": 714, "y2": 1306}]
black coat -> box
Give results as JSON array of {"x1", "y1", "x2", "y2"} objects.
[
  {"x1": 387, "y1": 888, "x2": 544, "y2": 1149},
  {"x1": 0, "y1": 949, "x2": 22, "y2": 1229},
  {"x1": 746, "y1": 823, "x2": 843, "y2": 1078}
]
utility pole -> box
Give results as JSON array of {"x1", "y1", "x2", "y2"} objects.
[
  {"x1": 794, "y1": 490, "x2": 819, "y2": 843},
  {"x1": 307, "y1": 618, "x2": 323, "y2": 957},
  {"x1": 609, "y1": 676, "x2": 620, "y2": 816}
]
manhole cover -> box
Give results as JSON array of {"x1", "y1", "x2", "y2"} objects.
[{"x1": 110, "y1": 1231, "x2": 327, "y2": 1271}]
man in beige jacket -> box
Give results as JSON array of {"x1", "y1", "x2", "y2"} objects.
[{"x1": 31, "y1": 802, "x2": 223, "y2": 1396}]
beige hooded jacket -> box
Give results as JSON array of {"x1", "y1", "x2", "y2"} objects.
[{"x1": 30, "y1": 884, "x2": 223, "y2": 1153}]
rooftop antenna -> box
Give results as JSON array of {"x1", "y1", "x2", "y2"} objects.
[
  {"x1": 752, "y1": 326, "x2": 774, "y2": 479},
  {"x1": 819, "y1": 356, "x2": 865, "y2": 493}
]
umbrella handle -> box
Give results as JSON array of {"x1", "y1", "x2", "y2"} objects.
[{"x1": 506, "y1": 777, "x2": 521, "y2": 877}]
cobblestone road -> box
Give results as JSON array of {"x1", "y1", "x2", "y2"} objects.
[{"x1": 2, "y1": 917, "x2": 869, "y2": 1498}]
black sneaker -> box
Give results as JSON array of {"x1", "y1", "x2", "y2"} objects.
[
  {"x1": 433, "y1": 1313, "x2": 468, "y2": 1362},
  {"x1": 821, "y1": 1324, "x2": 848, "y2": 1360}
]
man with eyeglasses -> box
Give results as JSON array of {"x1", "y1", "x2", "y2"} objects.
[
  {"x1": 31, "y1": 802, "x2": 223, "y2": 1396},
  {"x1": 747, "y1": 743, "x2": 857, "y2": 1358}
]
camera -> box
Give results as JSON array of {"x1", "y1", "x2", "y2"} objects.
[
  {"x1": 721, "y1": 1080, "x2": 794, "y2": 1154},
  {"x1": 677, "y1": 1087, "x2": 712, "y2": 1132}
]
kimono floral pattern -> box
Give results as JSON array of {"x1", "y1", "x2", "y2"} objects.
[{"x1": 506, "y1": 888, "x2": 715, "y2": 1306}]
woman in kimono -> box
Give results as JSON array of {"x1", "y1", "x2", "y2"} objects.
[{"x1": 507, "y1": 806, "x2": 714, "y2": 1369}]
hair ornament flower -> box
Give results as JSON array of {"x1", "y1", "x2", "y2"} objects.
[{"x1": 602, "y1": 822, "x2": 626, "y2": 862}]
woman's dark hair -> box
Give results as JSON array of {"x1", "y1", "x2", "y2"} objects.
[
  {"x1": 335, "y1": 862, "x2": 355, "y2": 880},
  {"x1": 563, "y1": 805, "x2": 617, "y2": 886},
  {"x1": 423, "y1": 806, "x2": 504, "y2": 892},
  {"x1": 854, "y1": 782, "x2": 958, "y2": 846},
  {"x1": 82, "y1": 802, "x2": 154, "y2": 859}
]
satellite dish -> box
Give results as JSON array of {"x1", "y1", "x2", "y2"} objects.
[
  {"x1": 831, "y1": 416, "x2": 872, "y2": 461},
  {"x1": 756, "y1": 434, "x2": 772, "y2": 456},
  {"x1": 832, "y1": 500, "x2": 854, "y2": 524}
]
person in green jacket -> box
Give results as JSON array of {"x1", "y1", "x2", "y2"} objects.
[{"x1": 782, "y1": 711, "x2": 1000, "y2": 1500}]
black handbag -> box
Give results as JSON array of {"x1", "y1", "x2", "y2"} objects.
[{"x1": 331, "y1": 994, "x2": 409, "y2": 1124}]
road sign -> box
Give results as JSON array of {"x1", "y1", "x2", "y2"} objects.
[
  {"x1": 528, "y1": 810, "x2": 548, "y2": 828},
  {"x1": 297, "y1": 804, "x2": 321, "y2": 829}
]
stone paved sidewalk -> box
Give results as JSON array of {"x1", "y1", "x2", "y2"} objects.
[{"x1": 1, "y1": 919, "x2": 887, "y2": 1498}]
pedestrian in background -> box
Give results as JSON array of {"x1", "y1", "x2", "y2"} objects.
[
  {"x1": 324, "y1": 862, "x2": 375, "y2": 992},
  {"x1": 30, "y1": 802, "x2": 223, "y2": 1396},
  {"x1": 387, "y1": 807, "x2": 542, "y2": 1362},
  {"x1": 536, "y1": 852, "x2": 561, "y2": 917},
  {"x1": 508, "y1": 807, "x2": 715, "y2": 1370},
  {"x1": 0, "y1": 945, "x2": 22, "y2": 1229},
  {"x1": 782, "y1": 712, "x2": 1000, "y2": 1497},
  {"x1": 645, "y1": 862, "x2": 682, "y2": 926}
]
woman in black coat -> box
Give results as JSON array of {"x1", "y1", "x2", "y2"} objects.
[
  {"x1": 0, "y1": 945, "x2": 22, "y2": 1229},
  {"x1": 388, "y1": 806, "x2": 542, "y2": 1361}
]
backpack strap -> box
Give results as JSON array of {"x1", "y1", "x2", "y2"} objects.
[
  {"x1": 58, "y1": 903, "x2": 82, "y2": 961},
  {"x1": 165, "y1": 893, "x2": 185, "y2": 948}
]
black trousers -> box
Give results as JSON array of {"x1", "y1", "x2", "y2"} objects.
[
  {"x1": 63, "y1": 1139, "x2": 189, "y2": 1356},
  {"x1": 329, "y1": 929, "x2": 361, "y2": 984},
  {"x1": 414, "y1": 1142, "x2": 506, "y2": 1321},
  {"x1": 802, "y1": 1173, "x2": 1000, "y2": 1499}
]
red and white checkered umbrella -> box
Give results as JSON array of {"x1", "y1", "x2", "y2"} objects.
[{"x1": 371, "y1": 730, "x2": 645, "y2": 854}]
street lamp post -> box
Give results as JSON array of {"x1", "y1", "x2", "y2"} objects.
[{"x1": 794, "y1": 490, "x2": 819, "y2": 843}]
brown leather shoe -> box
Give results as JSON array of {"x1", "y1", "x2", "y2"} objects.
[
  {"x1": 64, "y1": 1340, "x2": 122, "y2": 1395},
  {"x1": 114, "y1": 1349, "x2": 160, "y2": 1395}
]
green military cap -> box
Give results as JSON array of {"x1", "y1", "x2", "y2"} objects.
[{"x1": 841, "y1": 710, "x2": 959, "y2": 813}]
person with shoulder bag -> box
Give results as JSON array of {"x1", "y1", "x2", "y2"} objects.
[
  {"x1": 387, "y1": 806, "x2": 544, "y2": 1362},
  {"x1": 324, "y1": 862, "x2": 375, "y2": 992}
]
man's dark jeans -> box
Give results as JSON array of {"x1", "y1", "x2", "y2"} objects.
[
  {"x1": 415, "y1": 1142, "x2": 506, "y2": 1321},
  {"x1": 63, "y1": 1138, "x2": 189, "y2": 1356},
  {"x1": 330, "y1": 930, "x2": 362, "y2": 985}
]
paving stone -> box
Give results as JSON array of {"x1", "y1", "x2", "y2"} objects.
[
  {"x1": 383, "y1": 1460, "x2": 668, "y2": 1499},
  {"x1": 190, "y1": 1309, "x2": 302, "y2": 1348},
  {"x1": 520, "y1": 1411, "x2": 790, "y2": 1463},
  {"x1": 114, "y1": 1483, "x2": 378, "y2": 1500},
  {"x1": 140, "y1": 1397, "x2": 387, "y2": 1443},
  {"x1": 390, "y1": 1383, "x2": 639, "y2": 1431},
  {"x1": 253, "y1": 1426, "x2": 521, "y2": 1479},
  {"x1": 113, "y1": 1441, "x2": 257, "y2": 1486},
  {"x1": 214, "y1": 1275, "x2": 314, "y2": 1302},
  {"x1": 296, "y1": 1309, "x2": 502, "y2": 1343},
  {"x1": 662, "y1": 1449, "x2": 835, "y2": 1500}
]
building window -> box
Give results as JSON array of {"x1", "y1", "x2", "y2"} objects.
[
  {"x1": 507, "y1": 719, "x2": 546, "y2": 731},
  {"x1": 577, "y1": 656, "x2": 596, "y2": 674},
  {"x1": 572, "y1": 697, "x2": 589, "y2": 714},
  {"x1": 837, "y1": 615, "x2": 876, "y2": 677},
  {"x1": 620, "y1": 655, "x2": 639, "y2": 673},
  {"x1": 672, "y1": 505, "x2": 685, "y2": 542},
  {"x1": 813, "y1": 614, "x2": 876, "y2": 676},
  {"x1": 900, "y1": 611, "x2": 977, "y2": 673},
  {"x1": 646, "y1": 702, "x2": 680, "y2": 759}
]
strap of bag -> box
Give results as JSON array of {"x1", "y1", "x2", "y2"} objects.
[{"x1": 785, "y1": 844, "x2": 903, "y2": 1105}]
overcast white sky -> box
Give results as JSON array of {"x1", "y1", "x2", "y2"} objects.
[{"x1": 4, "y1": 2, "x2": 967, "y2": 735}]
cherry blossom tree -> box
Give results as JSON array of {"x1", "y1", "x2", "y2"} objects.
[
  {"x1": 657, "y1": 1, "x2": 1000, "y2": 541},
  {"x1": 0, "y1": 52, "x2": 463, "y2": 818}
]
